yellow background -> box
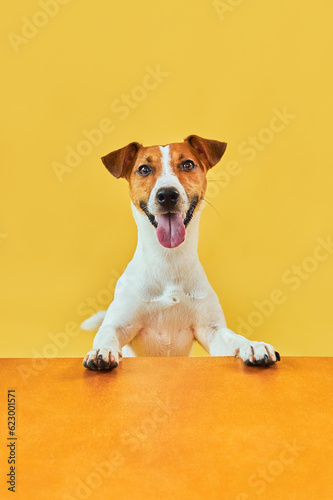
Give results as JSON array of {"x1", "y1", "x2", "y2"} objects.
[{"x1": 1, "y1": 0, "x2": 332, "y2": 358}]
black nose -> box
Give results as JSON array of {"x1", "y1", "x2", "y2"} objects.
[{"x1": 156, "y1": 188, "x2": 180, "y2": 210}]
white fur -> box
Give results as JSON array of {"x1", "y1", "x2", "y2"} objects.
[
  {"x1": 160, "y1": 145, "x2": 171, "y2": 176},
  {"x1": 83, "y1": 146, "x2": 278, "y2": 368}
]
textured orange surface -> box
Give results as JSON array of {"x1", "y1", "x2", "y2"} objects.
[{"x1": 0, "y1": 357, "x2": 332, "y2": 499}]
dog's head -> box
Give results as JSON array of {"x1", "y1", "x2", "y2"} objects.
[{"x1": 101, "y1": 135, "x2": 227, "y2": 248}]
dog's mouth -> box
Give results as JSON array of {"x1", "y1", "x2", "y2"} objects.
[{"x1": 140, "y1": 197, "x2": 199, "y2": 249}]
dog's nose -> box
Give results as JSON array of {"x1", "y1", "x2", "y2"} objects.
[{"x1": 156, "y1": 188, "x2": 180, "y2": 209}]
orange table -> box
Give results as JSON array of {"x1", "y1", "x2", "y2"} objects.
[{"x1": 0, "y1": 357, "x2": 332, "y2": 499}]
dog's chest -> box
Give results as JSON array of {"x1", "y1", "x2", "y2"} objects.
[{"x1": 128, "y1": 284, "x2": 205, "y2": 356}]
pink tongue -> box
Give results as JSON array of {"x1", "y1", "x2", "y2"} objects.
[{"x1": 156, "y1": 213, "x2": 185, "y2": 248}]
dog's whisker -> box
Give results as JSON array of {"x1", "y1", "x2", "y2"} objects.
[
  {"x1": 207, "y1": 179, "x2": 227, "y2": 182},
  {"x1": 202, "y1": 197, "x2": 220, "y2": 216}
]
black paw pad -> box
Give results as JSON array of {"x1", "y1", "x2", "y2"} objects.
[
  {"x1": 97, "y1": 358, "x2": 110, "y2": 370},
  {"x1": 256, "y1": 355, "x2": 270, "y2": 366},
  {"x1": 87, "y1": 359, "x2": 98, "y2": 370}
]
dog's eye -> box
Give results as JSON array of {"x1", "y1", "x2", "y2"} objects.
[
  {"x1": 181, "y1": 160, "x2": 196, "y2": 171},
  {"x1": 137, "y1": 164, "x2": 152, "y2": 176}
]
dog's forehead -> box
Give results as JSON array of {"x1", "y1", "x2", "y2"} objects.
[
  {"x1": 168, "y1": 142, "x2": 196, "y2": 160},
  {"x1": 135, "y1": 145, "x2": 161, "y2": 164},
  {"x1": 136, "y1": 142, "x2": 196, "y2": 164}
]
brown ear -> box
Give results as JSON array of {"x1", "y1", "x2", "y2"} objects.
[
  {"x1": 101, "y1": 142, "x2": 142, "y2": 179},
  {"x1": 184, "y1": 135, "x2": 227, "y2": 168}
]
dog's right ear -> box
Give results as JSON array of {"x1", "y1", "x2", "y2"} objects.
[{"x1": 101, "y1": 142, "x2": 142, "y2": 179}]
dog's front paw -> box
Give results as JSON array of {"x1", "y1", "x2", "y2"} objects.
[
  {"x1": 237, "y1": 341, "x2": 280, "y2": 367},
  {"x1": 83, "y1": 346, "x2": 121, "y2": 371}
]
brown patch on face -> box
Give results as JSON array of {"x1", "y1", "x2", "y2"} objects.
[
  {"x1": 128, "y1": 146, "x2": 163, "y2": 212},
  {"x1": 168, "y1": 142, "x2": 208, "y2": 206}
]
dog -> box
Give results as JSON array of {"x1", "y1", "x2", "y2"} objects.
[{"x1": 82, "y1": 135, "x2": 280, "y2": 370}]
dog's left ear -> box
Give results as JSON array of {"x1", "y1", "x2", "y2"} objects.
[
  {"x1": 184, "y1": 135, "x2": 227, "y2": 169},
  {"x1": 101, "y1": 142, "x2": 142, "y2": 179}
]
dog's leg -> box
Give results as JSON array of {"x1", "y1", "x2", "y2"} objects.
[
  {"x1": 83, "y1": 267, "x2": 142, "y2": 370},
  {"x1": 196, "y1": 326, "x2": 280, "y2": 366}
]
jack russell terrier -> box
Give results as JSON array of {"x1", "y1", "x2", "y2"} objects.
[{"x1": 82, "y1": 135, "x2": 280, "y2": 370}]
